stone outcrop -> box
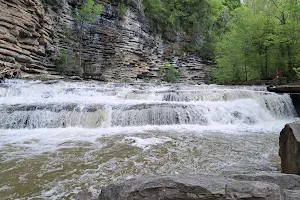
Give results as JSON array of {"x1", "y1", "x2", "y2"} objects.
[
  {"x1": 98, "y1": 174, "x2": 300, "y2": 200},
  {"x1": 0, "y1": 0, "x2": 212, "y2": 82},
  {"x1": 279, "y1": 121, "x2": 300, "y2": 175}
]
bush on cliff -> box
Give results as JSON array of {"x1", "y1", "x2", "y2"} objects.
[
  {"x1": 55, "y1": 49, "x2": 83, "y2": 76},
  {"x1": 159, "y1": 63, "x2": 181, "y2": 83}
]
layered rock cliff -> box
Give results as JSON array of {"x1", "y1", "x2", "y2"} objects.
[
  {"x1": 0, "y1": 0, "x2": 212, "y2": 82},
  {"x1": 0, "y1": 0, "x2": 55, "y2": 77}
]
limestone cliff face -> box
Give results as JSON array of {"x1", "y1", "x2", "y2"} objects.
[
  {"x1": 0, "y1": 0, "x2": 212, "y2": 83},
  {"x1": 0, "y1": 0, "x2": 55, "y2": 76}
]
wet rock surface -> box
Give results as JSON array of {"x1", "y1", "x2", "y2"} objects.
[{"x1": 98, "y1": 174, "x2": 300, "y2": 200}]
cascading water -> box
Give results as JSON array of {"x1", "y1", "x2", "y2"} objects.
[{"x1": 0, "y1": 79, "x2": 298, "y2": 199}]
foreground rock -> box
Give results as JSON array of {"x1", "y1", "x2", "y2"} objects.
[
  {"x1": 98, "y1": 174, "x2": 300, "y2": 200},
  {"x1": 279, "y1": 122, "x2": 300, "y2": 175}
]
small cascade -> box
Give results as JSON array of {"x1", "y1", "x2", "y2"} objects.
[
  {"x1": 111, "y1": 103, "x2": 208, "y2": 126},
  {"x1": 261, "y1": 94, "x2": 296, "y2": 118},
  {"x1": 0, "y1": 104, "x2": 110, "y2": 129}
]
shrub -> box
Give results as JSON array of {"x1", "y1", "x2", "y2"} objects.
[
  {"x1": 159, "y1": 63, "x2": 181, "y2": 83},
  {"x1": 55, "y1": 49, "x2": 82, "y2": 76}
]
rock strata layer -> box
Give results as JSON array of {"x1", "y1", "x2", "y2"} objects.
[
  {"x1": 98, "y1": 174, "x2": 300, "y2": 200},
  {"x1": 0, "y1": 0, "x2": 212, "y2": 82},
  {"x1": 279, "y1": 121, "x2": 300, "y2": 175},
  {"x1": 0, "y1": 0, "x2": 55, "y2": 78}
]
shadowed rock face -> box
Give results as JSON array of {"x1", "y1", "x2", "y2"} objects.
[
  {"x1": 98, "y1": 174, "x2": 294, "y2": 200},
  {"x1": 0, "y1": 0, "x2": 211, "y2": 82},
  {"x1": 279, "y1": 122, "x2": 300, "y2": 175}
]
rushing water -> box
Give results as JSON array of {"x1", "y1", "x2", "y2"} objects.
[{"x1": 0, "y1": 79, "x2": 298, "y2": 199}]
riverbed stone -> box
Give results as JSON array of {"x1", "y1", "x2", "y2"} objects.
[
  {"x1": 279, "y1": 122, "x2": 300, "y2": 175},
  {"x1": 98, "y1": 174, "x2": 285, "y2": 200}
]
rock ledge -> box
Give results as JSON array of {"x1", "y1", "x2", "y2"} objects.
[{"x1": 99, "y1": 174, "x2": 300, "y2": 200}]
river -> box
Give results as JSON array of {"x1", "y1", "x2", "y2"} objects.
[{"x1": 0, "y1": 79, "x2": 298, "y2": 199}]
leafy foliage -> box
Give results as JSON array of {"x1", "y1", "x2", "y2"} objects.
[
  {"x1": 213, "y1": 0, "x2": 300, "y2": 83},
  {"x1": 293, "y1": 67, "x2": 300, "y2": 79},
  {"x1": 142, "y1": 0, "x2": 232, "y2": 59},
  {"x1": 159, "y1": 63, "x2": 181, "y2": 83},
  {"x1": 75, "y1": 0, "x2": 103, "y2": 25},
  {"x1": 119, "y1": 0, "x2": 127, "y2": 15}
]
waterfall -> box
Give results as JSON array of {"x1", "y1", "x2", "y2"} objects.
[{"x1": 0, "y1": 80, "x2": 296, "y2": 129}]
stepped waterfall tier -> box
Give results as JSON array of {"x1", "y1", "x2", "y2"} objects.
[{"x1": 0, "y1": 80, "x2": 298, "y2": 199}]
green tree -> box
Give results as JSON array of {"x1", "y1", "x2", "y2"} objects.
[
  {"x1": 213, "y1": 0, "x2": 300, "y2": 83},
  {"x1": 75, "y1": 0, "x2": 103, "y2": 67},
  {"x1": 75, "y1": 0, "x2": 103, "y2": 27}
]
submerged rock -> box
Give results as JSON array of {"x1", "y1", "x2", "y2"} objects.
[
  {"x1": 98, "y1": 174, "x2": 287, "y2": 200},
  {"x1": 279, "y1": 122, "x2": 300, "y2": 175}
]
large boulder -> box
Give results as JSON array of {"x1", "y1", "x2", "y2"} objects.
[
  {"x1": 279, "y1": 122, "x2": 300, "y2": 175},
  {"x1": 98, "y1": 174, "x2": 285, "y2": 200}
]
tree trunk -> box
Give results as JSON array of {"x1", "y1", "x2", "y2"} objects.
[
  {"x1": 265, "y1": 46, "x2": 269, "y2": 79},
  {"x1": 287, "y1": 44, "x2": 293, "y2": 79},
  {"x1": 244, "y1": 48, "x2": 248, "y2": 81}
]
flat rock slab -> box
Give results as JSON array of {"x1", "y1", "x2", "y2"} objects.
[{"x1": 98, "y1": 174, "x2": 285, "y2": 200}]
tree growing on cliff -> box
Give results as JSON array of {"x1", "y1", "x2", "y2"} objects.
[
  {"x1": 75, "y1": 0, "x2": 103, "y2": 27},
  {"x1": 74, "y1": 0, "x2": 103, "y2": 67}
]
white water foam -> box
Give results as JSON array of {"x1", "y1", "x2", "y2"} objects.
[{"x1": 122, "y1": 136, "x2": 172, "y2": 150}]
